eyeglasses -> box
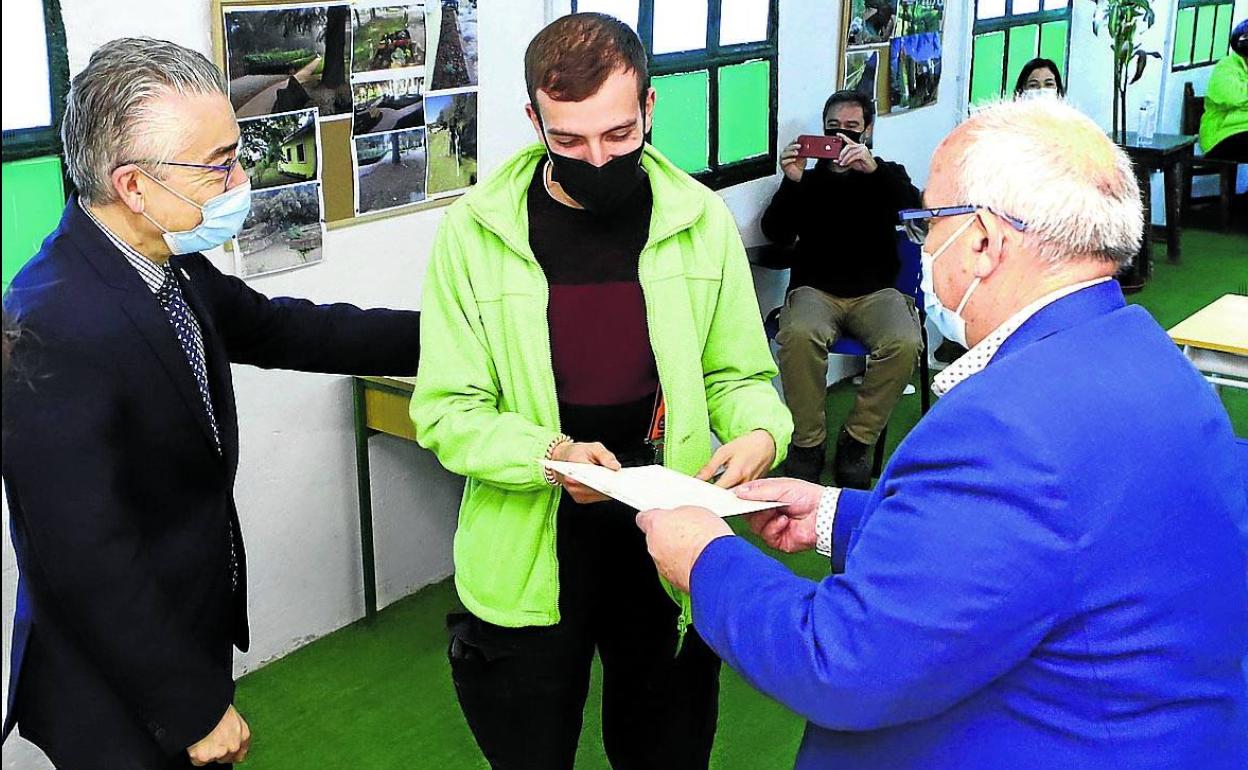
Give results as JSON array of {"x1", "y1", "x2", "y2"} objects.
[
  {"x1": 897, "y1": 204, "x2": 1028, "y2": 245},
  {"x1": 119, "y1": 156, "x2": 241, "y2": 193}
]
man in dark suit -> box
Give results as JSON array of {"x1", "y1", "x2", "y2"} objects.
[{"x1": 1, "y1": 38, "x2": 420, "y2": 768}]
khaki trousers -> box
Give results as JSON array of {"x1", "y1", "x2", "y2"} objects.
[{"x1": 776, "y1": 286, "x2": 921, "y2": 447}]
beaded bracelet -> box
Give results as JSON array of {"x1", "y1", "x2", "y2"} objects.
[{"x1": 542, "y1": 434, "x2": 573, "y2": 485}]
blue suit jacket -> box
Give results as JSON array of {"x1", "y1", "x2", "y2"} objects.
[
  {"x1": 692, "y1": 281, "x2": 1248, "y2": 769},
  {"x1": 2, "y1": 199, "x2": 420, "y2": 766}
]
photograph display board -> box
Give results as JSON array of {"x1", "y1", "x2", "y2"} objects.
[{"x1": 212, "y1": 0, "x2": 480, "y2": 272}]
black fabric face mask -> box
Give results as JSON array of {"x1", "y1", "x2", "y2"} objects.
[
  {"x1": 824, "y1": 127, "x2": 864, "y2": 145},
  {"x1": 544, "y1": 142, "x2": 646, "y2": 214}
]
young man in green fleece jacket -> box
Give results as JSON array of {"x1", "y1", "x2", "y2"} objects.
[{"x1": 410, "y1": 12, "x2": 792, "y2": 769}]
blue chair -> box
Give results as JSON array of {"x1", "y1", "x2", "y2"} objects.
[{"x1": 760, "y1": 230, "x2": 931, "y2": 477}]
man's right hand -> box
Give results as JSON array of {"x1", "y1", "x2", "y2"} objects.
[
  {"x1": 551, "y1": 441, "x2": 621, "y2": 504},
  {"x1": 187, "y1": 704, "x2": 250, "y2": 766},
  {"x1": 779, "y1": 139, "x2": 806, "y2": 183},
  {"x1": 736, "y1": 477, "x2": 827, "y2": 553}
]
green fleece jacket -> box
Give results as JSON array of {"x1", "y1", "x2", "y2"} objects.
[
  {"x1": 1200, "y1": 53, "x2": 1248, "y2": 154},
  {"x1": 410, "y1": 143, "x2": 792, "y2": 634}
]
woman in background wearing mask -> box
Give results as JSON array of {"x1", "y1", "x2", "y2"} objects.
[
  {"x1": 1200, "y1": 19, "x2": 1248, "y2": 162},
  {"x1": 1014, "y1": 57, "x2": 1066, "y2": 100}
]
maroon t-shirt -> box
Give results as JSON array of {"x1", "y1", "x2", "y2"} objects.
[{"x1": 527, "y1": 161, "x2": 657, "y2": 464}]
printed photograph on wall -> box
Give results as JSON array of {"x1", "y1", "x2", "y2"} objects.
[
  {"x1": 888, "y1": 0, "x2": 944, "y2": 112},
  {"x1": 424, "y1": 90, "x2": 477, "y2": 196},
  {"x1": 224, "y1": 3, "x2": 353, "y2": 119},
  {"x1": 352, "y1": 75, "x2": 424, "y2": 136},
  {"x1": 847, "y1": 0, "x2": 896, "y2": 45},
  {"x1": 428, "y1": 0, "x2": 478, "y2": 90},
  {"x1": 844, "y1": 49, "x2": 881, "y2": 101},
  {"x1": 232, "y1": 181, "x2": 325, "y2": 277},
  {"x1": 238, "y1": 108, "x2": 321, "y2": 190},
  {"x1": 354, "y1": 127, "x2": 427, "y2": 214},
  {"x1": 351, "y1": 2, "x2": 426, "y2": 77}
]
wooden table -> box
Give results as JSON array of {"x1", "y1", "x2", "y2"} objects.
[
  {"x1": 1167, "y1": 294, "x2": 1248, "y2": 391},
  {"x1": 1115, "y1": 132, "x2": 1198, "y2": 290},
  {"x1": 352, "y1": 375, "x2": 419, "y2": 619}
]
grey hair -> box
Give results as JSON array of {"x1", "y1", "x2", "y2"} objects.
[
  {"x1": 949, "y1": 99, "x2": 1143, "y2": 267},
  {"x1": 62, "y1": 38, "x2": 227, "y2": 205}
]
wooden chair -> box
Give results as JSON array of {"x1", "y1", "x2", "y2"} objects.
[{"x1": 1181, "y1": 82, "x2": 1238, "y2": 231}]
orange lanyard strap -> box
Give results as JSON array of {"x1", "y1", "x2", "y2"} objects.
[{"x1": 647, "y1": 388, "x2": 666, "y2": 449}]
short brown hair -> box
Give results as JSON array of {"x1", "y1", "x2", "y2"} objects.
[{"x1": 524, "y1": 13, "x2": 648, "y2": 114}]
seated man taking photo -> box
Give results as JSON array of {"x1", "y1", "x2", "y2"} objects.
[{"x1": 762, "y1": 90, "x2": 922, "y2": 487}]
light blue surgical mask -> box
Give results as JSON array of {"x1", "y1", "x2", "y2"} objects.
[
  {"x1": 140, "y1": 169, "x2": 252, "y2": 255},
  {"x1": 919, "y1": 215, "x2": 980, "y2": 349}
]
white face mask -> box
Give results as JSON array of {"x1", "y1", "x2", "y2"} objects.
[
  {"x1": 919, "y1": 215, "x2": 980, "y2": 349},
  {"x1": 1023, "y1": 87, "x2": 1059, "y2": 100}
]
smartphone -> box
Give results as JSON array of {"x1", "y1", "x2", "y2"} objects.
[{"x1": 796, "y1": 134, "x2": 847, "y2": 160}]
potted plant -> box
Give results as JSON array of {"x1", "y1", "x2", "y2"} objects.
[{"x1": 1091, "y1": 0, "x2": 1162, "y2": 143}]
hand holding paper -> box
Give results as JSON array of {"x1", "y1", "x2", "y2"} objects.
[
  {"x1": 548, "y1": 441, "x2": 621, "y2": 504},
  {"x1": 541, "y1": 461, "x2": 783, "y2": 517}
]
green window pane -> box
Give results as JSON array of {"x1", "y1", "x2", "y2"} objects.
[
  {"x1": 1039, "y1": 20, "x2": 1068, "y2": 78},
  {"x1": 1193, "y1": 4, "x2": 1217, "y2": 64},
  {"x1": 1173, "y1": 7, "x2": 1195, "y2": 68},
  {"x1": 652, "y1": 70, "x2": 709, "y2": 173},
  {"x1": 1006, "y1": 24, "x2": 1040, "y2": 95},
  {"x1": 3, "y1": 156, "x2": 65, "y2": 290},
  {"x1": 1212, "y1": 4, "x2": 1233, "y2": 60},
  {"x1": 717, "y1": 60, "x2": 770, "y2": 165},
  {"x1": 970, "y1": 31, "x2": 1006, "y2": 105}
]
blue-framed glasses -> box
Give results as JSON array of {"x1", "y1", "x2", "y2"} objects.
[
  {"x1": 120, "y1": 156, "x2": 241, "y2": 193},
  {"x1": 897, "y1": 204, "x2": 1027, "y2": 245}
]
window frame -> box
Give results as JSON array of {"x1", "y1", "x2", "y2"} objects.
[
  {"x1": 2, "y1": 0, "x2": 71, "y2": 163},
  {"x1": 968, "y1": 0, "x2": 1073, "y2": 105},
  {"x1": 1171, "y1": 0, "x2": 1234, "y2": 72},
  {"x1": 571, "y1": 0, "x2": 780, "y2": 190}
]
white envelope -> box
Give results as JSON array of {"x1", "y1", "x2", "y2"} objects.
[{"x1": 542, "y1": 461, "x2": 783, "y2": 518}]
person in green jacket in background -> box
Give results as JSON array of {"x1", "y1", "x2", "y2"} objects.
[
  {"x1": 410, "y1": 12, "x2": 792, "y2": 770},
  {"x1": 1200, "y1": 19, "x2": 1248, "y2": 162}
]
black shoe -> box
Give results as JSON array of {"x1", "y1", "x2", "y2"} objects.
[
  {"x1": 833, "y1": 428, "x2": 872, "y2": 490},
  {"x1": 785, "y1": 442, "x2": 825, "y2": 483}
]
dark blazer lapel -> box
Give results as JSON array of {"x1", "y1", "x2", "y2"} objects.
[
  {"x1": 119, "y1": 291, "x2": 223, "y2": 456},
  {"x1": 62, "y1": 198, "x2": 223, "y2": 456}
]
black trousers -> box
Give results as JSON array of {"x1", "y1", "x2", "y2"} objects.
[
  {"x1": 1206, "y1": 132, "x2": 1248, "y2": 163},
  {"x1": 447, "y1": 497, "x2": 722, "y2": 770}
]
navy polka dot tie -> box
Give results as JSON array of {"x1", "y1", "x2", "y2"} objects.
[{"x1": 157, "y1": 265, "x2": 238, "y2": 591}]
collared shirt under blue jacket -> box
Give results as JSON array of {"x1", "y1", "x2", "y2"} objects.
[{"x1": 692, "y1": 281, "x2": 1248, "y2": 769}]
